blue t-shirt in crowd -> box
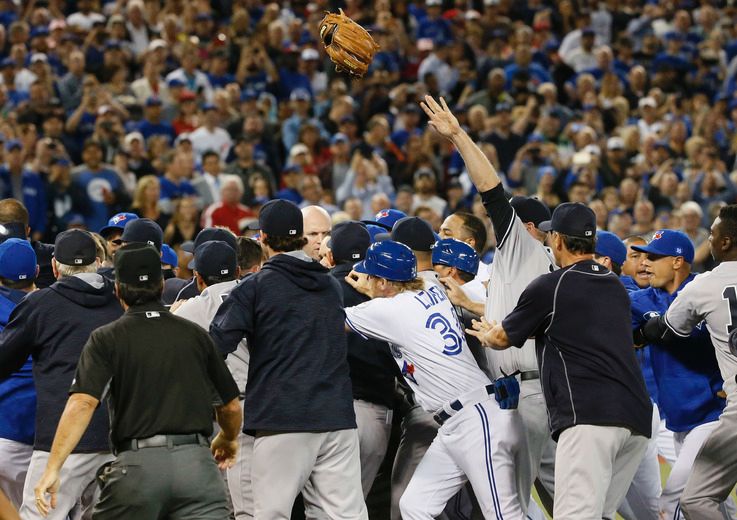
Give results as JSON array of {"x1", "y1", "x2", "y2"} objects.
[
  {"x1": 73, "y1": 168, "x2": 124, "y2": 232},
  {"x1": 159, "y1": 176, "x2": 198, "y2": 201}
]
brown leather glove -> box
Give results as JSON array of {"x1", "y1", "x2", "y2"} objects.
[{"x1": 319, "y1": 9, "x2": 380, "y2": 78}]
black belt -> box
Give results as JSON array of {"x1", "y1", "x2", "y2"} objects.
[
  {"x1": 521, "y1": 370, "x2": 539, "y2": 381},
  {"x1": 433, "y1": 384, "x2": 495, "y2": 425},
  {"x1": 115, "y1": 433, "x2": 207, "y2": 454}
]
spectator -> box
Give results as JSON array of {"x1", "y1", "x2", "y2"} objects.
[
  {"x1": 201, "y1": 175, "x2": 255, "y2": 234},
  {"x1": 134, "y1": 97, "x2": 175, "y2": 143},
  {"x1": 165, "y1": 47, "x2": 213, "y2": 103},
  {"x1": 122, "y1": 132, "x2": 156, "y2": 180},
  {"x1": 192, "y1": 150, "x2": 225, "y2": 208},
  {"x1": 336, "y1": 152, "x2": 394, "y2": 213},
  {"x1": 163, "y1": 197, "x2": 201, "y2": 250},
  {"x1": 411, "y1": 168, "x2": 446, "y2": 216},
  {"x1": 323, "y1": 133, "x2": 351, "y2": 191},
  {"x1": 43, "y1": 156, "x2": 88, "y2": 242},
  {"x1": 190, "y1": 104, "x2": 232, "y2": 162},
  {"x1": 71, "y1": 139, "x2": 130, "y2": 233},
  {"x1": 130, "y1": 175, "x2": 169, "y2": 231},
  {"x1": 223, "y1": 135, "x2": 273, "y2": 203},
  {"x1": 299, "y1": 175, "x2": 338, "y2": 215},
  {"x1": 55, "y1": 50, "x2": 84, "y2": 112}
]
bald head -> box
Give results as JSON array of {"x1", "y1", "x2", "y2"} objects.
[{"x1": 301, "y1": 205, "x2": 331, "y2": 260}]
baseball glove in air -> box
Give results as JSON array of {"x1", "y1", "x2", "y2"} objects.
[{"x1": 319, "y1": 9, "x2": 380, "y2": 78}]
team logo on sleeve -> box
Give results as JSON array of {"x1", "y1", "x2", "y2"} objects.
[{"x1": 401, "y1": 361, "x2": 417, "y2": 384}]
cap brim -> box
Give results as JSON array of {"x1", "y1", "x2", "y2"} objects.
[
  {"x1": 181, "y1": 241, "x2": 195, "y2": 253},
  {"x1": 353, "y1": 260, "x2": 370, "y2": 275},
  {"x1": 360, "y1": 220, "x2": 392, "y2": 231},
  {"x1": 538, "y1": 220, "x2": 553, "y2": 232},
  {"x1": 374, "y1": 232, "x2": 391, "y2": 242},
  {"x1": 630, "y1": 244, "x2": 668, "y2": 257},
  {"x1": 99, "y1": 226, "x2": 122, "y2": 239},
  {"x1": 187, "y1": 258, "x2": 196, "y2": 270}
]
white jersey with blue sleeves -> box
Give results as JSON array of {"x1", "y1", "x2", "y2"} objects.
[{"x1": 345, "y1": 280, "x2": 490, "y2": 413}]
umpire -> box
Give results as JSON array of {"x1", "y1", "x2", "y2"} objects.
[{"x1": 34, "y1": 243, "x2": 242, "y2": 520}]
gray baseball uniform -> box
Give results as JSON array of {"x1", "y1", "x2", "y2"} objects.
[{"x1": 664, "y1": 261, "x2": 737, "y2": 519}]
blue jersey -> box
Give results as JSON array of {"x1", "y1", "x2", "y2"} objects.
[
  {"x1": 630, "y1": 274, "x2": 725, "y2": 432},
  {"x1": 0, "y1": 286, "x2": 34, "y2": 444},
  {"x1": 73, "y1": 168, "x2": 124, "y2": 232},
  {"x1": 621, "y1": 274, "x2": 659, "y2": 402}
]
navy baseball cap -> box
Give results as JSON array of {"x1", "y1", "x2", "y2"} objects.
[
  {"x1": 145, "y1": 96, "x2": 162, "y2": 107},
  {"x1": 0, "y1": 238, "x2": 37, "y2": 281},
  {"x1": 54, "y1": 229, "x2": 97, "y2": 266},
  {"x1": 383, "y1": 216, "x2": 436, "y2": 252},
  {"x1": 631, "y1": 230, "x2": 695, "y2": 264},
  {"x1": 353, "y1": 240, "x2": 417, "y2": 282},
  {"x1": 259, "y1": 199, "x2": 303, "y2": 238},
  {"x1": 160, "y1": 244, "x2": 178, "y2": 268},
  {"x1": 539, "y1": 203, "x2": 596, "y2": 238},
  {"x1": 595, "y1": 231, "x2": 626, "y2": 266},
  {"x1": 194, "y1": 240, "x2": 237, "y2": 278},
  {"x1": 118, "y1": 218, "x2": 163, "y2": 252},
  {"x1": 5, "y1": 140, "x2": 22, "y2": 151},
  {"x1": 115, "y1": 243, "x2": 162, "y2": 285},
  {"x1": 0, "y1": 222, "x2": 27, "y2": 243},
  {"x1": 181, "y1": 227, "x2": 237, "y2": 254},
  {"x1": 510, "y1": 196, "x2": 551, "y2": 227},
  {"x1": 99, "y1": 212, "x2": 139, "y2": 239},
  {"x1": 362, "y1": 208, "x2": 407, "y2": 231},
  {"x1": 432, "y1": 238, "x2": 479, "y2": 275},
  {"x1": 330, "y1": 221, "x2": 370, "y2": 263}
]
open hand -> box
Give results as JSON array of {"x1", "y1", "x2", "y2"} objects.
[
  {"x1": 465, "y1": 316, "x2": 498, "y2": 347},
  {"x1": 420, "y1": 95, "x2": 462, "y2": 140}
]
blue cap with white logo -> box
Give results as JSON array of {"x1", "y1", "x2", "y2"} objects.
[
  {"x1": 161, "y1": 244, "x2": 178, "y2": 268},
  {"x1": 353, "y1": 240, "x2": 417, "y2": 282},
  {"x1": 99, "y1": 212, "x2": 139, "y2": 239},
  {"x1": 431, "y1": 238, "x2": 479, "y2": 276},
  {"x1": 361, "y1": 209, "x2": 407, "y2": 231},
  {"x1": 595, "y1": 231, "x2": 627, "y2": 267},
  {"x1": 0, "y1": 238, "x2": 36, "y2": 281},
  {"x1": 631, "y1": 230, "x2": 694, "y2": 264}
]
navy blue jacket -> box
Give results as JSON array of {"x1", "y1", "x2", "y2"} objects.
[
  {"x1": 630, "y1": 274, "x2": 725, "y2": 432},
  {"x1": 0, "y1": 274, "x2": 123, "y2": 452},
  {"x1": 211, "y1": 252, "x2": 356, "y2": 433}
]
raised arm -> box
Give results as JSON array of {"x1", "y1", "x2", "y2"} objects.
[{"x1": 420, "y1": 95, "x2": 501, "y2": 193}]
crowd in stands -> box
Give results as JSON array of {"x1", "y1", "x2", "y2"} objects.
[{"x1": 0, "y1": 0, "x2": 734, "y2": 275}]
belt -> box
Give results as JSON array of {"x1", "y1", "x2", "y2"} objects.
[
  {"x1": 434, "y1": 384, "x2": 495, "y2": 426},
  {"x1": 115, "y1": 433, "x2": 208, "y2": 454},
  {"x1": 520, "y1": 370, "x2": 540, "y2": 381}
]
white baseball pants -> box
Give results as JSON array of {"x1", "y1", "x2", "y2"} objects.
[
  {"x1": 226, "y1": 433, "x2": 254, "y2": 519},
  {"x1": 0, "y1": 438, "x2": 32, "y2": 508},
  {"x1": 399, "y1": 395, "x2": 526, "y2": 519}
]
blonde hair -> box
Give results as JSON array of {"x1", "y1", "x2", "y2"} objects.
[{"x1": 132, "y1": 175, "x2": 161, "y2": 210}]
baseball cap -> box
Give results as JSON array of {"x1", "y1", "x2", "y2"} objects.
[
  {"x1": 145, "y1": 96, "x2": 162, "y2": 107},
  {"x1": 300, "y1": 48, "x2": 319, "y2": 61},
  {"x1": 115, "y1": 243, "x2": 163, "y2": 285},
  {"x1": 99, "y1": 212, "x2": 139, "y2": 239},
  {"x1": 290, "y1": 88, "x2": 311, "y2": 102},
  {"x1": 289, "y1": 143, "x2": 309, "y2": 158},
  {"x1": 194, "y1": 240, "x2": 237, "y2": 278},
  {"x1": 259, "y1": 199, "x2": 303, "y2": 238},
  {"x1": 639, "y1": 97, "x2": 657, "y2": 109},
  {"x1": 330, "y1": 133, "x2": 349, "y2": 145},
  {"x1": 595, "y1": 231, "x2": 626, "y2": 266},
  {"x1": 330, "y1": 221, "x2": 370, "y2": 263},
  {"x1": 362, "y1": 209, "x2": 407, "y2": 231},
  {"x1": 414, "y1": 167, "x2": 435, "y2": 182},
  {"x1": 149, "y1": 39, "x2": 167, "y2": 52},
  {"x1": 365, "y1": 224, "x2": 386, "y2": 242},
  {"x1": 30, "y1": 53, "x2": 48, "y2": 64},
  {"x1": 0, "y1": 238, "x2": 37, "y2": 281},
  {"x1": 387, "y1": 216, "x2": 436, "y2": 252},
  {"x1": 181, "y1": 227, "x2": 237, "y2": 253},
  {"x1": 0, "y1": 57, "x2": 15, "y2": 69},
  {"x1": 0, "y1": 222, "x2": 27, "y2": 243},
  {"x1": 5, "y1": 140, "x2": 22, "y2": 151},
  {"x1": 54, "y1": 229, "x2": 97, "y2": 266},
  {"x1": 353, "y1": 240, "x2": 417, "y2": 282},
  {"x1": 432, "y1": 238, "x2": 479, "y2": 276},
  {"x1": 607, "y1": 137, "x2": 625, "y2": 150},
  {"x1": 538, "y1": 202, "x2": 596, "y2": 238},
  {"x1": 631, "y1": 230, "x2": 694, "y2": 264},
  {"x1": 118, "y1": 218, "x2": 163, "y2": 252},
  {"x1": 510, "y1": 196, "x2": 551, "y2": 228},
  {"x1": 160, "y1": 244, "x2": 178, "y2": 268}
]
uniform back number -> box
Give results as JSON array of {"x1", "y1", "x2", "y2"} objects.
[
  {"x1": 425, "y1": 312, "x2": 463, "y2": 356},
  {"x1": 722, "y1": 285, "x2": 737, "y2": 334}
]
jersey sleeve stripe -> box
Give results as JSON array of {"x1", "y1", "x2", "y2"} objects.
[
  {"x1": 663, "y1": 313, "x2": 691, "y2": 338},
  {"x1": 495, "y1": 208, "x2": 517, "y2": 251},
  {"x1": 345, "y1": 316, "x2": 369, "y2": 340}
]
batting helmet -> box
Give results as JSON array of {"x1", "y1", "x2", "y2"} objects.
[
  {"x1": 353, "y1": 240, "x2": 416, "y2": 282},
  {"x1": 431, "y1": 238, "x2": 479, "y2": 275}
]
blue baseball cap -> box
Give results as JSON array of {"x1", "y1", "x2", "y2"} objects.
[
  {"x1": 365, "y1": 224, "x2": 386, "y2": 242},
  {"x1": 99, "y1": 212, "x2": 139, "y2": 239},
  {"x1": 353, "y1": 240, "x2": 417, "y2": 282},
  {"x1": 362, "y1": 209, "x2": 407, "y2": 231},
  {"x1": 145, "y1": 96, "x2": 162, "y2": 107},
  {"x1": 161, "y1": 244, "x2": 178, "y2": 268},
  {"x1": 0, "y1": 238, "x2": 36, "y2": 281},
  {"x1": 167, "y1": 78, "x2": 185, "y2": 88},
  {"x1": 595, "y1": 231, "x2": 626, "y2": 266},
  {"x1": 432, "y1": 238, "x2": 479, "y2": 276},
  {"x1": 5, "y1": 139, "x2": 22, "y2": 151},
  {"x1": 631, "y1": 230, "x2": 695, "y2": 264}
]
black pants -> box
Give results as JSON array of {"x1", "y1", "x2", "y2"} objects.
[{"x1": 93, "y1": 444, "x2": 228, "y2": 520}]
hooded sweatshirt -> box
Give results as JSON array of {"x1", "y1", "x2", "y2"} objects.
[
  {"x1": 0, "y1": 273, "x2": 123, "y2": 452},
  {"x1": 211, "y1": 252, "x2": 356, "y2": 433}
]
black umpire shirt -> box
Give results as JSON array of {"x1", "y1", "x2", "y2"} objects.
[
  {"x1": 502, "y1": 259, "x2": 652, "y2": 440},
  {"x1": 70, "y1": 301, "x2": 239, "y2": 447}
]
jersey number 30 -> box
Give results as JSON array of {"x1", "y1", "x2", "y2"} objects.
[{"x1": 426, "y1": 313, "x2": 463, "y2": 356}]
